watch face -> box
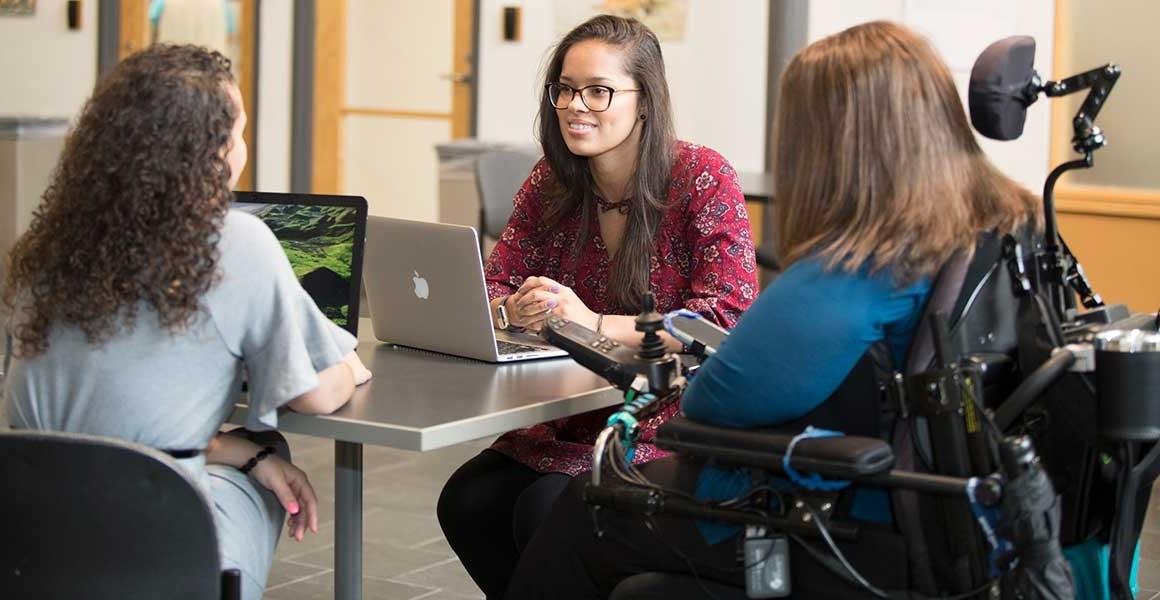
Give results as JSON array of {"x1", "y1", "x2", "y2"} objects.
[{"x1": 496, "y1": 298, "x2": 510, "y2": 329}]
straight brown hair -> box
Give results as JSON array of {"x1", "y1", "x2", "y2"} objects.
[
  {"x1": 773, "y1": 21, "x2": 1041, "y2": 283},
  {"x1": 536, "y1": 15, "x2": 676, "y2": 312}
]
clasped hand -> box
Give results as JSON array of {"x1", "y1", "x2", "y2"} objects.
[{"x1": 503, "y1": 276, "x2": 597, "y2": 332}]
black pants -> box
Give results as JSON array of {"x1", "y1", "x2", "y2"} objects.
[
  {"x1": 504, "y1": 457, "x2": 909, "y2": 600},
  {"x1": 437, "y1": 449, "x2": 573, "y2": 599}
]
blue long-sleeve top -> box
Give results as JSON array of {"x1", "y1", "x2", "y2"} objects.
[{"x1": 681, "y1": 256, "x2": 931, "y2": 542}]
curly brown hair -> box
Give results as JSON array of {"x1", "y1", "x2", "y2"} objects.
[{"x1": 3, "y1": 45, "x2": 238, "y2": 357}]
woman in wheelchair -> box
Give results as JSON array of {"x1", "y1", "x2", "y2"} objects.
[
  {"x1": 503, "y1": 21, "x2": 1043, "y2": 599},
  {"x1": 3, "y1": 46, "x2": 370, "y2": 600}
]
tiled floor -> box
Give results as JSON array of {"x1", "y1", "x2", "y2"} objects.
[
  {"x1": 0, "y1": 399, "x2": 1152, "y2": 598},
  {"x1": 264, "y1": 432, "x2": 1160, "y2": 599},
  {"x1": 262, "y1": 433, "x2": 491, "y2": 600}
]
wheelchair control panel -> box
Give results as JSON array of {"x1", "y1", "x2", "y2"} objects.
[{"x1": 543, "y1": 316, "x2": 644, "y2": 392}]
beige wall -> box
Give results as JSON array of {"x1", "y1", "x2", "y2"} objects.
[
  {"x1": 1063, "y1": 0, "x2": 1160, "y2": 188},
  {"x1": 475, "y1": 0, "x2": 770, "y2": 173},
  {"x1": 1057, "y1": 210, "x2": 1160, "y2": 312},
  {"x1": 1051, "y1": 0, "x2": 1160, "y2": 313},
  {"x1": 0, "y1": 0, "x2": 98, "y2": 120},
  {"x1": 256, "y1": 1, "x2": 294, "y2": 193},
  {"x1": 799, "y1": 0, "x2": 1056, "y2": 194},
  {"x1": 341, "y1": 0, "x2": 455, "y2": 221}
]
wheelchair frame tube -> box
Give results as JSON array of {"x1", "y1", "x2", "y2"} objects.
[
  {"x1": 865, "y1": 470, "x2": 974, "y2": 496},
  {"x1": 583, "y1": 483, "x2": 862, "y2": 540},
  {"x1": 584, "y1": 470, "x2": 980, "y2": 533}
]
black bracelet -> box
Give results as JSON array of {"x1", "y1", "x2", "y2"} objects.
[{"x1": 239, "y1": 445, "x2": 277, "y2": 474}]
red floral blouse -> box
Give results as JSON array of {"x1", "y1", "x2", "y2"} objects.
[{"x1": 485, "y1": 141, "x2": 758, "y2": 475}]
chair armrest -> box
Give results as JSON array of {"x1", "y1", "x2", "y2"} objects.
[
  {"x1": 755, "y1": 242, "x2": 779, "y2": 271},
  {"x1": 655, "y1": 417, "x2": 894, "y2": 478}
]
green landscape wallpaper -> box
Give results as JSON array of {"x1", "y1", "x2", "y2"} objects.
[{"x1": 240, "y1": 204, "x2": 357, "y2": 328}]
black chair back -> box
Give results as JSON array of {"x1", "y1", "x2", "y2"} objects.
[
  {"x1": 475, "y1": 149, "x2": 539, "y2": 241},
  {"x1": 0, "y1": 430, "x2": 228, "y2": 600}
]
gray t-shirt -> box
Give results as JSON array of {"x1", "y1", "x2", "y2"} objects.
[{"x1": 3, "y1": 209, "x2": 357, "y2": 453}]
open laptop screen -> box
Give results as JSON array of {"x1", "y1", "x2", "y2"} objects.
[{"x1": 232, "y1": 192, "x2": 368, "y2": 336}]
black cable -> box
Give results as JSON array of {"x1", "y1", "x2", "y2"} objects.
[
  {"x1": 596, "y1": 440, "x2": 784, "y2": 587},
  {"x1": 586, "y1": 511, "x2": 728, "y2": 600},
  {"x1": 792, "y1": 504, "x2": 998, "y2": 600},
  {"x1": 796, "y1": 502, "x2": 889, "y2": 598},
  {"x1": 596, "y1": 424, "x2": 1010, "y2": 599},
  {"x1": 642, "y1": 517, "x2": 726, "y2": 600},
  {"x1": 597, "y1": 463, "x2": 1003, "y2": 599},
  {"x1": 994, "y1": 349, "x2": 1076, "y2": 431},
  {"x1": 717, "y1": 484, "x2": 788, "y2": 514}
]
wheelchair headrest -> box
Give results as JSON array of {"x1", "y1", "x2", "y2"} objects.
[{"x1": 969, "y1": 36, "x2": 1040, "y2": 141}]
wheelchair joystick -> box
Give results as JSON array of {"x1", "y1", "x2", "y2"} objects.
[
  {"x1": 635, "y1": 292, "x2": 666, "y2": 360},
  {"x1": 634, "y1": 292, "x2": 681, "y2": 396}
]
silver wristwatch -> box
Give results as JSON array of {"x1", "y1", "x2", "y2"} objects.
[{"x1": 495, "y1": 295, "x2": 512, "y2": 330}]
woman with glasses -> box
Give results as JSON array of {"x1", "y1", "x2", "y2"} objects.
[{"x1": 436, "y1": 14, "x2": 757, "y2": 600}]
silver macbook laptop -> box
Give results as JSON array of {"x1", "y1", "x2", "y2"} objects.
[{"x1": 362, "y1": 216, "x2": 567, "y2": 363}]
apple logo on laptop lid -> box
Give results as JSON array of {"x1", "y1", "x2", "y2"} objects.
[{"x1": 412, "y1": 271, "x2": 430, "y2": 300}]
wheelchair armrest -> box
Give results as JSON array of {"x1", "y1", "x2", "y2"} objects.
[{"x1": 655, "y1": 417, "x2": 894, "y2": 479}]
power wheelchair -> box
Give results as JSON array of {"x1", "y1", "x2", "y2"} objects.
[{"x1": 540, "y1": 37, "x2": 1160, "y2": 600}]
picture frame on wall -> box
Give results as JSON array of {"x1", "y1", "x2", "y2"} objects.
[{"x1": 0, "y1": 0, "x2": 35, "y2": 17}]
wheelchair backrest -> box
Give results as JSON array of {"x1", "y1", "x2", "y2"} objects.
[{"x1": 891, "y1": 229, "x2": 1025, "y2": 594}]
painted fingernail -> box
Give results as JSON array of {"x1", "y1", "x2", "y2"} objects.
[
  {"x1": 550, "y1": 285, "x2": 561, "y2": 293},
  {"x1": 548, "y1": 299, "x2": 558, "y2": 308},
  {"x1": 288, "y1": 501, "x2": 300, "y2": 514}
]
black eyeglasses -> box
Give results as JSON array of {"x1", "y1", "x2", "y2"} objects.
[{"x1": 545, "y1": 82, "x2": 640, "y2": 112}]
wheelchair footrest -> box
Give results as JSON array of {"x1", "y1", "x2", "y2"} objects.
[{"x1": 656, "y1": 417, "x2": 895, "y2": 478}]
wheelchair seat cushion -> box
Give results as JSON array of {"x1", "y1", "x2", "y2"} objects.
[{"x1": 656, "y1": 417, "x2": 895, "y2": 478}]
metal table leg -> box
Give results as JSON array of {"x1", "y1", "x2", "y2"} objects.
[{"x1": 335, "y1": 440, "x2": 364, "y2": 600}]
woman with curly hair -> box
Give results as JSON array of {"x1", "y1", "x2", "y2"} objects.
[{"x1": 2, "y1": 45, "x2": 370, "y2": 599}]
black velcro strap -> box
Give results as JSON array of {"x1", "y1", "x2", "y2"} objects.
[{"x1": 162, "y1": 448, "x2": 204, "y2": 459}]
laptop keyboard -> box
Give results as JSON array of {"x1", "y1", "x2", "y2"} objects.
[{"x1": 497, "y1": 340, "x2": 550, "y2": 355}]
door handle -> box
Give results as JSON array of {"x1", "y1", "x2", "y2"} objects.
[{"x1": 439, "y1": 72, "x2": 473, "y2": 84}]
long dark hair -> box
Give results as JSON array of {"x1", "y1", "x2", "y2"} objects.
[
  {"x1": 3, "y1": 45, "x2": 237, "y2": 357},
  {"x1": 536, "y1": 15, "x2": 676, "y2": 312}
]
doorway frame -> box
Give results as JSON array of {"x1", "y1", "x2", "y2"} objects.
[
  {"x1": 303, "y1": 0, "x2": 479, "y2": 195},
  {"x1": 98, "y1": 0, "x2": 261, "y2": 191}
]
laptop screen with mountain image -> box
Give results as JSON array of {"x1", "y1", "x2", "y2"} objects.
[{"x1": 232, "y1": 192, "x2": 368, "y2": 336}]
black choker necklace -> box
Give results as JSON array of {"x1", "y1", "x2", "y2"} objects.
[{"x1": 595, "y1": 194, "x2": 631, "y2": 214}]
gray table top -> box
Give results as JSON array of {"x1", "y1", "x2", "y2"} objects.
[{"x1": 229, "y1": 319, "x2": 620, "y2": 451}]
